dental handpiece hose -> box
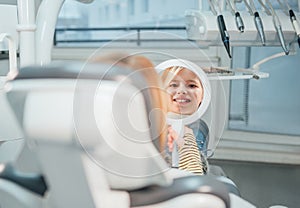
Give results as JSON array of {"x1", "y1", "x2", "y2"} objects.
[
  {"x1": 289, "y1": 9, "x2": 300, "y2": 48},
  {"x1": 217, "y1": 15, "x2": 232, "y2": 58}
]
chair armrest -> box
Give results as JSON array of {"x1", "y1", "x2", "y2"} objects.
[{"x1": 127, "y1": 175, "x2": 230, "y2": 207}]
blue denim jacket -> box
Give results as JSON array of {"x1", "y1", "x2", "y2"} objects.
[{"x1": 187, "y1": 119, "x2": 209, "y2": 154}]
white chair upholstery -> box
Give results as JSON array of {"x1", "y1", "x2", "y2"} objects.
[{"x1": 2, "y1": 62, "x2": 234, "y2": 208}]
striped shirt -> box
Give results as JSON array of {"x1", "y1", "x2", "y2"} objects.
[{"x1": 178, "y1": 133, "x2": 207, "y2": 175}]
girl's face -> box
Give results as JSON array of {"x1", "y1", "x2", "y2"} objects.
[{"x1": 166, "y1": 68, "x2": 204, "y2": 115}]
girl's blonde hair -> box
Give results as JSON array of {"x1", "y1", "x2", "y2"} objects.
[{"x1": 161, "y1": 66, "x2": 185, "y2": 88}]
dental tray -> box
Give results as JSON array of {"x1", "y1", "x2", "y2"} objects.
[
  {"x1": 202, "y1": 66, "x2": 235, "y2": 76},
  {"x1": 202, "y1": 66, "x2": 269, "y2": 80}
]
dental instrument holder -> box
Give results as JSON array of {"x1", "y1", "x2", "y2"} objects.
[
  {"x1": 185, "y1": 10, "x2": 298, "y2": 48},
  {"x1": 156, "y1": 59, "x2": 212, "y2": 170}
]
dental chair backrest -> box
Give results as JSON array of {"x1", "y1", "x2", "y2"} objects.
[{"x1": 6, "y1": 62, "x2": 171, "y2": 207}]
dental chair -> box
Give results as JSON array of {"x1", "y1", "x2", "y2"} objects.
[{"x1": 0, "y1": 62, "x2": 254, "y2": 208}]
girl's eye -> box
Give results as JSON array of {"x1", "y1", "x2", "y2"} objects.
[
  {"x1": 188, "y1": 84, "x2": 198, "y2": 88},
  {"x1": 169, "y1": 83, "x2": 178, "y2": 87}
]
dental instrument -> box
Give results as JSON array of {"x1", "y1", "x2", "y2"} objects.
[
  {"x1": 210, "y1": 0, "x2": 232, "y2": 58},
  {"x1": 283, "y1": 0, "x2": 300, "y2": 47},
  {"x1": 266, "y1": 0, "x2": 289, "y2": 55},
  {"x1": 225, "y1": 0, "x2": 245, "y2": 32},
  {"x1": 244, "y1": 0, "x2": 266, "y2": 45}
]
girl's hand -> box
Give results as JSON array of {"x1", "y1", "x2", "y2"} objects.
[{"x1": 167, "y1": 126, "x2": 188, "y2": 151}]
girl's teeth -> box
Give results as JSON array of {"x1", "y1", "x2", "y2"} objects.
[{"x1": 177, "y1": 99, "x2": 188, "y2": 103}]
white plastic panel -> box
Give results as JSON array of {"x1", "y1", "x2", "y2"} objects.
[{"x1": 0, "y1": 5, "x2": 18, "y2": 51}]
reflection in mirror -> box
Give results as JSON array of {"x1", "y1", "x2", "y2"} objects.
[
  {"x1": 156, "y1": 59, "x2": 211, "y2": 126},
  {"x1": 161, "y1": 66, "x2": 204, "y2": 117},
  {"x1": 156, "y1": 59, "x2": 211, "y2": 175}
]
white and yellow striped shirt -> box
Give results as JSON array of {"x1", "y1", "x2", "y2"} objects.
[{"x1": 178, "y1": 133, "x2": 207, "y2": 175}]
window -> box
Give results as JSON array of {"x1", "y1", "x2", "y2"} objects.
[
  {"x1": 55, "y1": 0, "x2": 199, "y2": 46},
  {"x1": 129, "y1": 0, "x2": 135, "y2": 15},
  {"x1": 142, "y1": 0, "x2": 149, "y2": 13},
  {"x1": 229, "y1": 46, "x2": 300, "y2": 136}
]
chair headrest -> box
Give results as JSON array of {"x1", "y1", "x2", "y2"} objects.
[
  {"x1": 8, "y1": 61, "x2": 163, "y2": 148},
  {"x1": 6, "y1": 61, "x2": 171, "y2": 190}
]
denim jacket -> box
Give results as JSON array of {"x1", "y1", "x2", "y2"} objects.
[{"x1": 187, "y1": 119, "x2": 209, "y2": 154}]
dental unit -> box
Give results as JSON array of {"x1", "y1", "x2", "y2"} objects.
[{"x1": 185, "y1": 0, "x2": 297, "y2": 49}]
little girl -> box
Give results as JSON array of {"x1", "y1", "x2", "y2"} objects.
[{"x1": 161, "y1": 64, "x2": 209, "y2": 175}]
